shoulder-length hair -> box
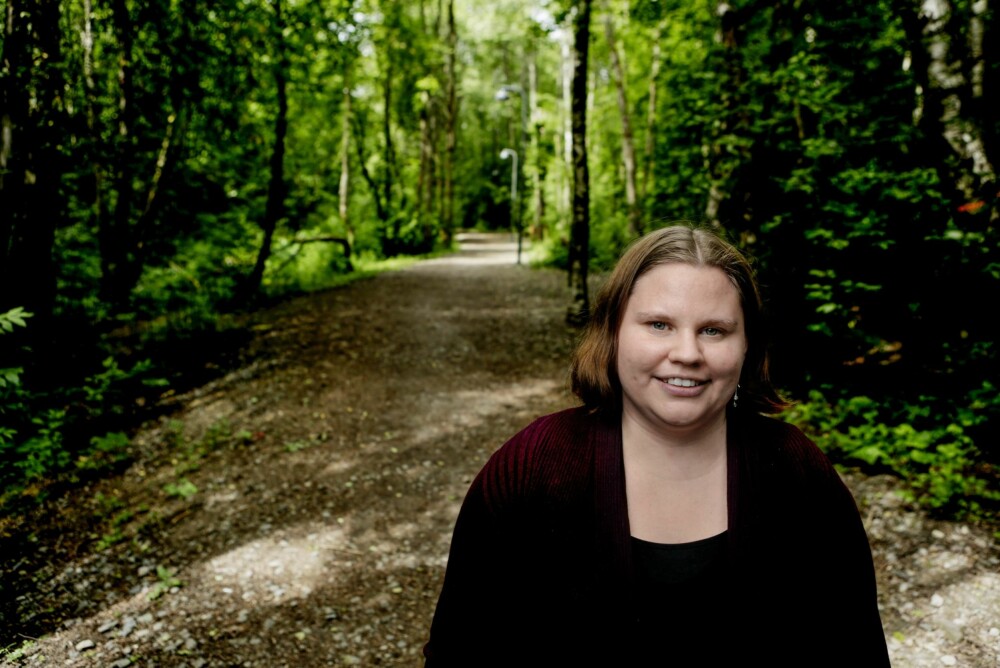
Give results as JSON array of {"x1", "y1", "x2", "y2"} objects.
[{"x1": 570, "y1": 223, "x2": 788, "y2": 416}]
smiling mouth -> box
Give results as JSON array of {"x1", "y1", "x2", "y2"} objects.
[{"x1": 661, "y1": 377, "x2": 707, "y2": 387}]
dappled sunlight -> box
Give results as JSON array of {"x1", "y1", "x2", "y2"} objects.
[
  {"x1": 887, "y1": 572, "x2": 1000, "y2": 665},
  {"x1": 418, "y1": 233, "x2": 522, "y2": 267},
  {"x1": 200, "y1": 524, "x2": 350, "y2": 603},
  {"x1": 321, "y1": 457, "x2": 356, "y2": 476},
  {"x1": 407, "y1": 377, "x2": 565, "y2": 447}
]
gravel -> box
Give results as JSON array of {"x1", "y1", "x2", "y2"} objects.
[{"x1": 2, "y1": 232, "x2": 997, "y2": 667}]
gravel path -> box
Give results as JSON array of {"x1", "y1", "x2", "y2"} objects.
[{"x1": 2, "y1": 232, "x2": 998, "y2": 667}]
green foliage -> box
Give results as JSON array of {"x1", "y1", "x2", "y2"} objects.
[
  {"x1": 94, "y1": 503, "x2": 135, "y2": 551},
  {"x1": 0, "y1": 308, "x2": 31, "y2": 465},
  {"x1": 0, "y1": 307, "x2": 32, "y2": 334},
  {"x1": 78, "y1": 432, "x2": 132, "y2": 472},
  {"x1": 284, "y1": 439, "x2": 310, "y2": 453},
  {"x1": 0, "y1": 640, "x2": 36, "y2": 662},
  {"x1": 0, "y1": 350, "x2": 153, "y2": 508},
  {"x1": 13, "y1": 410, "x2": 70, "y2": 481},
  {"x1": 166, "y1": 419, "x2": 234, "y2": 475},
  {"x1": 148, "y1": 566, "x2": 183, "y2": 601},
  {"x1": 0, "y1": 0, "x2": 997, "y2": 540},
  {"x1": 783, "y1": 387, "x2": 1000, "y2": 521},
  {"x1": 163, "y1": 479, "x2": 198, "y2": 500}
]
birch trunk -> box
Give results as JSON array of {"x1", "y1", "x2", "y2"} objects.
[
  {"x1": 914, "y1": 0, "x2": 996, "y2": 212},
  {"x1": 603, "y1": 3, "x2": 640, "y2": 236}
]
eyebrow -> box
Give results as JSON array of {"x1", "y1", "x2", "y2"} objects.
[{"x1": 633, "y1": 312, "x2": 740, "y2": 329}]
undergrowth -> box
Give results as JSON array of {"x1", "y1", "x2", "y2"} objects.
[{"x1": 782, "y1": 385, "x2": 1000, "y2": 526}]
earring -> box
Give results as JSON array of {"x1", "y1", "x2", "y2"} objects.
[{"x1": 732, "y1": 384, "x2": 740, "y2": 408}]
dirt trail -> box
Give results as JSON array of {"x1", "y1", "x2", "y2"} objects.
[{"x1": 3, "y1": 232, "x2": 999, "y2": 667}]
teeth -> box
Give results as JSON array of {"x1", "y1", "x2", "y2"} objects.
[{"x1": 665, "y1": 378, "x2": 700, "y2": 387}]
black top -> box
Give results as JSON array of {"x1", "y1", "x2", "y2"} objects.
[
  {"x1": 423, "y1": 407, "x2": 890, "y2": 667},
  {"x1": 632, "y1": 531, "x2": 728, "y2": 585},
  {"x1": 631, "y1": 531, "x2": 731, "y2": 662}
]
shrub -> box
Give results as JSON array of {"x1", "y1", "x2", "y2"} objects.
[{"x1": 782, "y1": 386, "x2": 1000, "y2": 521}]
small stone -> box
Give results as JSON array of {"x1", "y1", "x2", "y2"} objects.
[
  {"x1": 940, "y1": 656, "x2": 957, "y2": 666},
  {"x1": 111, "y1": 659, "x2": 132, "y2": 668},
  {"x1": 940, "y1": 619, "x2": 963, "y2": 641},
  {"x1": 930, "y1": 594, "x2": 944, "y2": 607},
  {"x1": 119, "y1": 617, "x2": 136, "y2": 637},
  {"x1": 75, "y1": 640, "x2": 96, "y2": 652},
  {"x1": 98, "y1": 620, "x2": 118, "y2": 634}
]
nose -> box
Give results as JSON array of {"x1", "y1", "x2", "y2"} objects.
[{"x1": 668, "y1": 330, "x2": 703, "y2": 365}]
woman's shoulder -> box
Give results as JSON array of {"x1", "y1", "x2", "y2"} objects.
[
  {"x1": 489, "y1": 405, "x2": 604, "y2": 466},
  {"x1": 473, "y1": 406, "x2": 606, "y2": 501},
  {"x1": 737, "y1": 412, "x2": 837, "y2": 476},
  {"x1": 735, "y1": 413, "x2": 861, "y2": 518}
]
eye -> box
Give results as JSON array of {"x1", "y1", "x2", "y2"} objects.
[
  {"x1": 703, "y1": 327, "x2": 722, "y2": 336},
  {"x1": 650, "y1": 321, "x2": 666, "y2": 331}
]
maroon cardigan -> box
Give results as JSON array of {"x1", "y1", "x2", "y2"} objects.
[{"x1": 424, "y1": 407, "x2": 890, "y2": 667}]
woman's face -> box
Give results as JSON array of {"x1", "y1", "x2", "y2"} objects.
[{"x1": 616, "y1": 263, "x2": 747, "y2": 439}]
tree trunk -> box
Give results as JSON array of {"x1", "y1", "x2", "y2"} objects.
[
  {"x1": 603, "y1": 3, "x2": 640, "y2": 237},
  {"x1": 0, "y1": 0, "x2": 62, "y2": 326},
  {"x1": 443, "y1": 0, "x2": 458, "y2": 244},
  {"x1": 641, "y1": 18, "x2": 666, "y2": 206},
  {"x1": 560, "y1": 33, "x2": 575, "y2": 233},
  {"x1": 529, "y1": 56, "x2": 547, "y2": 240},
  {"x1": 244, "y1": 0, "x2": 289, "y2": 299},
  {"x1": 339, "y1": 67, "x2": 353, "y2": 243},
  {"x1": 568, "y1": 0, "x2": 593, "y2": 324},
  {"x1": 102, "y1": 0, "x2": 139, "y2": 311},
  {"x1": 703, "y1": 2, "x2": 751, "y2": 227},
  {"x1": 0, "y1": 0, "x2": 30, "y2": 287},
  {"x1": 905, "y1": 0, "x2": 997, "y2": 218},
  {"x1": 382, "y1": 54, "x2": 397, "y2": 250},
  {"x1": 418, "y1": 95, "x2": 432, "y2": 217},
  {"x1": 352, "y1": 114, "x2": 388, "y2": 224},
  {"x1": 81, "y1": 0, "x2": 109, "y2": 249},
  {"x1": 96, "y1": 0, "x2": 191, "y2": 314}
]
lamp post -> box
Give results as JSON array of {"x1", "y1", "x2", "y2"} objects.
[
  {"x1": 495, "y1": 85, "x2": 528, "y2": 146},
  {"x1": 496, "y1": 83, "x2": 529, "y2": 265},
  {"x1": 499, "y1": 147, "x2": 521, "y2": 264}
]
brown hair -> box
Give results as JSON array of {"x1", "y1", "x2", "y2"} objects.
[{"x1": 570, "y1": 223, "x2": 787, "y2": 416}]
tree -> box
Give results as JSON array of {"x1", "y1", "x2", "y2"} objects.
[
  {"x1": 443, "y1": 0, "x2": 459, "y2": 243},
  {"x1": 602, "y1": 0, "x2": 641, "y2": 236},
  {"x1": 900, "y1": 0, "x2": 997, "y2": 218},
  {"x1": 0, "y1": 0, "x2": 64, "y2": 344},
  {"x1": 640, "y1": 16, "x2": 666, "y2": 209},
  {"x1": 567, "y1": 0, "x2": 594, "y2": 323},
  {"x1": 702, "y1": 1, "x2": 751, "y2": 228},
  {"x1": 243, "y1": 0, "x2": 291, "y2": 300}
]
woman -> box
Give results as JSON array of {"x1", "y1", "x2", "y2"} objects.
[{"x1": 423, "y1": 224, "x2": 890, "y2": 666}]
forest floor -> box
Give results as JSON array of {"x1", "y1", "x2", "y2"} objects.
[{"x1": 2, "y1": 231, "x2": 999, "y2": 668}]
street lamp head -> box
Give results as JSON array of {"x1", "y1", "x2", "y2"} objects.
[
  {"x1": 494, "y1": 84, "x2": 524, "y2": 102},
  {"x1": 500, "y1": 148, "x2": 516, "y2": 160}
]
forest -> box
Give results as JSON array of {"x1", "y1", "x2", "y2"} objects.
[{"x1": 1, "y1": 0, "x2": 998, "y2": 527}]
